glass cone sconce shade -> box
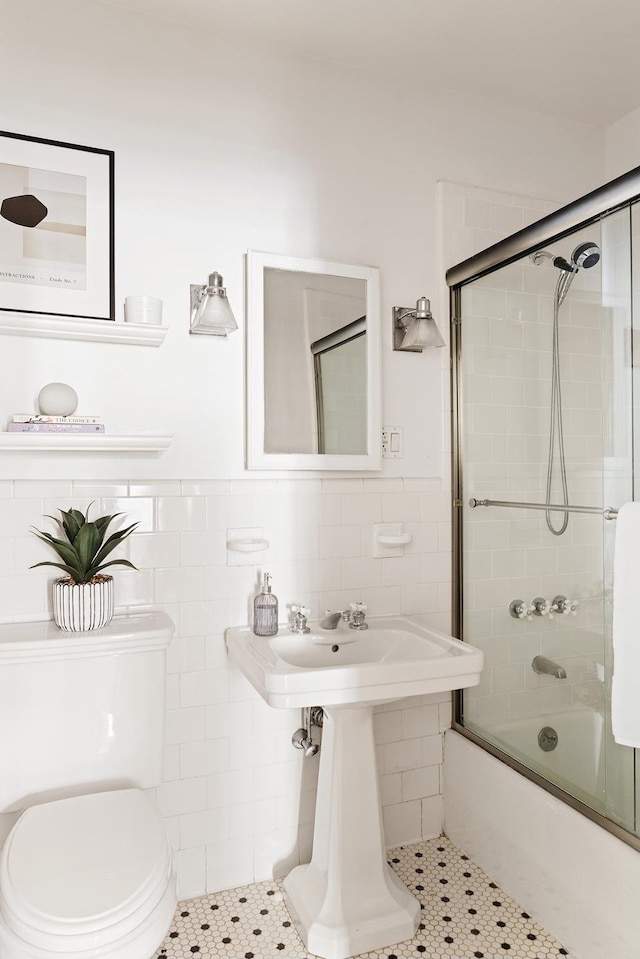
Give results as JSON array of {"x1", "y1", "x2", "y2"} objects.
[
  {"x1": 190, "y1": 272, "x2": 238, "y2": 336},
  {"x1": 393, "y1": 298, "x2": 445, "y2": 352}
]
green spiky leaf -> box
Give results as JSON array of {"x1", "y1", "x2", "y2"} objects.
[
  {"x1": 31, "y1": 529, "x2": 81, "y2": 565},
  {"x1": 90, "y1": 522, "x2": 140, "y2": 570},
  {"x1": 95, "y1": 513, "x2": 121, "y2": 536},
  {"x1": 85, "y1": 558, "x2": 138, "y2": 579},
  {"x1": 60, "y1": 507, "x2": 87, "y2": 544},
  {"x1": 75, "y1": 522, "x2": 102, "y2": 572},
  {"x1": 30, "y1": 560, "x2": 84, "y2": 580}
]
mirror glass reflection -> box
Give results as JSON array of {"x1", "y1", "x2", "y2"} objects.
[
  {"x1": 263, "y1": 268, "x2": 367, "y2": 455},
  {"x1": 312, "y1": 317, "x2": 366, "y2": 454}
]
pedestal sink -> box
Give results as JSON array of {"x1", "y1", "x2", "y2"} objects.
[{"x1": 226, "y1": 616, "x2": 483, "y2": 959}]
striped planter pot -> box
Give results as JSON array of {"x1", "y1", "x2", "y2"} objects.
[{"x1": 52, "y1": 576, "x2": 114, "y2": 631}]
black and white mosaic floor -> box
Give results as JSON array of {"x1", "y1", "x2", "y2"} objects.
[{"x1": 156, "y1": 837, "x2": 572, "y2": 959}]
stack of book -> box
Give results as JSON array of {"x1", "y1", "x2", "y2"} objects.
[{"x1": 8, "y1": 415, "x2": 105, "y2": 434}]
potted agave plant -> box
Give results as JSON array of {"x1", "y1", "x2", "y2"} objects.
[{"x1": 31, "y1": 505, "x2": 139, "y2": 631}]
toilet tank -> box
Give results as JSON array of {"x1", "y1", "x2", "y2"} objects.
[{"x1": 0, "y1": 612, "x2": 174, "y2": 812}]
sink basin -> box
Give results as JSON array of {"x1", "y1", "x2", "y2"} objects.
[{"x1": 226, "y1": 615, "x2": 483, "y2": 708}]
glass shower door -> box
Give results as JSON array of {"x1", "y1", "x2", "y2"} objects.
[{"x1": 456, "y1": 209, "x2": 635, "y2": 831}]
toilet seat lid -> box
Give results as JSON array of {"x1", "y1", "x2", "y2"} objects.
[{"x1": 1, "y1": 789, "x2": 171, "y2": 938}]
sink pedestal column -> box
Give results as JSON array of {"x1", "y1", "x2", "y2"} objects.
[{"x1": 283, "y1": 704, "x2": 420, "y2": 959}]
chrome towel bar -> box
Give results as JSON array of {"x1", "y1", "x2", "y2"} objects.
[{"x1": 468, "y1": 498, "x2": 618, "y2": 520}]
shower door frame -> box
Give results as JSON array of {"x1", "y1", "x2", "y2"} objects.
[{"x1": 448, "y1": 164, "x2": 640, "y2": 853}]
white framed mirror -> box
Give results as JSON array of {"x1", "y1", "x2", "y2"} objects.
[{"x1": 246, "y1": 250, "x2": 381, "y2": 471}]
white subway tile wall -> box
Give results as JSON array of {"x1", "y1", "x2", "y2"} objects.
[{"x1": 0, "y1": 477, "x2": 452, "y2": 897}]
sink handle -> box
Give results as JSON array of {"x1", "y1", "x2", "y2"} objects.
[
  {"x1": 291, "y1": 604, "x2": 310, "y2": 617},
  {"x1": 289, "y1": 604, "x2": 311, "y2": 634},
  {"x1": 348, "y1": 602, "x2": 369, "y2": 630}
]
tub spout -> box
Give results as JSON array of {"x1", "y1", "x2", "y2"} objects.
[{"x1": 532, "y1": 655, "x2": 567, "y2": 679}]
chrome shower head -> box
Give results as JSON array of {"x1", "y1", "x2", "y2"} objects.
[
  {"x1": 571, "y1": 241, "x2": 600, "y2": 269},
  {"x1": 530, "y1": 240, "x2": 600, "y2": 273}
]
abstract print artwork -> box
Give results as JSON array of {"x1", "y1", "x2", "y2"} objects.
[{"x1": 0, "y1": 132, "x2": 113, "y2": 320}]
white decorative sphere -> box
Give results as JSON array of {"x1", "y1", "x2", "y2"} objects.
[{"x1": 38, "y1": 382, "x2": 79, "y2": 417}]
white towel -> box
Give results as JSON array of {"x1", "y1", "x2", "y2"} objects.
[{"x1": 612, "y1": 501, "x2": 640, "y2": 747}]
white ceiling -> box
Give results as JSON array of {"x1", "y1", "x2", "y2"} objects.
[{"x1": 98, "y1": 0, "x2": 640, "y2": 128}]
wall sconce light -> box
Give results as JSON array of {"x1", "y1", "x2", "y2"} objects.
[
  {"x1": 190, "y1": 272, "x2": 238, "y2": 336},
  {"x1": 393, "y1": 297, "x2": 445, "y2": 352}
]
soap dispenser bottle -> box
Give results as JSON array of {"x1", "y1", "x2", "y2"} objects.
[{"x1": 253, "y1": 572, "x2": 278, "y2": 636}]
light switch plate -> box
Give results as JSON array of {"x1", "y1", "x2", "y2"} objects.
[{"x1": 382, "y1": 425, "x2": 403, "y2": 458}]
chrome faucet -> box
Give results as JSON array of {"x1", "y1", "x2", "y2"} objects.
[
  {"x1": 319, "y1": 610, "x2": 344, "y2": 630},
  {"x1": 320, "y1": 604, "x2": 368, "y2": 630},
  {"x1": 532, "y1": 655, "x2": 567, "y2": 679}
]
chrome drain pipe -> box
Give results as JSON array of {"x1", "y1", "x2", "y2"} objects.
[{"x1": 292, "y1": 706, "x2": 322, "y2": 756}]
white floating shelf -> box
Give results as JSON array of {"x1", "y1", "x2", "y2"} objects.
[
  {"x1": 0, "y1": 434, "x2": 173, "y2": 452},
  {"x1": 0, "y1": 311, "x2": 168, "y2": 347}
]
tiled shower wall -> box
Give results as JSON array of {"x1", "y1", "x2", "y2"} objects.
[{"x1": 0, "y1": 476, "x2": 452, "y2": 898}]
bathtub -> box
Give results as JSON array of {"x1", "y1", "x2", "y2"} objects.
[
  {"x1": 481, "y1": 708, "x2": 605, "y2": 812},
  {"x1": 444, "y1": 729, "x2": 640, "y2": 959}
]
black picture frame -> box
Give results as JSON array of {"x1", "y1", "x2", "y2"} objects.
[{"x1": 0, "y1": 130, "x2": 114, "y2": 321}]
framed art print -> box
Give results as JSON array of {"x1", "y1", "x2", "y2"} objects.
[{"x1": 0, "y1": 131, "x2": 114, "y2": 321}]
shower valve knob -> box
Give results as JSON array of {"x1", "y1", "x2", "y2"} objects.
[
  {"x1": 509, "y1": 599, "x2": 528, "y2": 620},
  {"x1": 552, "y1": 595, "x2": 568, "y2": 616},
  {"x1": 551, "y1": 595, "x2": 578, "y2": 616},
  {"x1": 531, "y1": 597, "x2": 549, "y2": 617}
]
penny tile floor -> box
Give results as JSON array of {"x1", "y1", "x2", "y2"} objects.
[{"x1": 156, "y1": 836, "x2": 572, "y2": 959}]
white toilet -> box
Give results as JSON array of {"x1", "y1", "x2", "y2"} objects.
[{"x1": 0, "y1": 612, "x2": 176, "y2": 959}]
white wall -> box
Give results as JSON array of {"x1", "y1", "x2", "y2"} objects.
[
  {"x1": 0, "y1": 0, "x2": 609, "y2": 900},
  {"x1": 605, "y1": 105, "x2": 640, "y2": 180},
  {"x1": 0, "y1": 0, "x2": 604, "y2": 481}
]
